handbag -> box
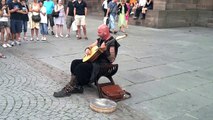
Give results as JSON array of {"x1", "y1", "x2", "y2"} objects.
[
  {"x1": 52, "y1": 5, "x2": 59, "y2": 18},
  {"x1": 100, "y1": 84, "x2": 131, "y2": 102},
  {"x1": 71, "y1": 20, "x2": 77, "y2": 31},
  {"x1": 32, "y1": 14, "x2": 41, "y2": 22},
  {"x1": 52, "y1": 10, "x2": 59, "y2": 18}
]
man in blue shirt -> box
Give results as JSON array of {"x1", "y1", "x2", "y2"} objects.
[
  {"x1": 43, "y1": 0, "x2": 55, "y2": 35},
  {"x1": 106, "y1": 0, "x2": 118, "y2": 34}
]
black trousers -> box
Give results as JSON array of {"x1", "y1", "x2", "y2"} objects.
[
  {"x1": 47, "y1": 14, "x2": 54, "y2": 27},
  {"x1": 103, "y1": 9, "x2": 107, "y2": 17},
  {"x1": 134, "y1": 6, "x2": 143, "y2": 18},
  {"x1": 70, "y1": 59, "x2": 93, "y2": 86}
]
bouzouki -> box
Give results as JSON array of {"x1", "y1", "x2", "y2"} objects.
[{"x1": 83, "y1": 34, "x2": 127, "y2": 62}]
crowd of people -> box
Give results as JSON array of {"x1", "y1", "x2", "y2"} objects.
[
  {"x1": 0, "y1": 0, "x2": 153, "y2": 97},
  {"x1": 0, "y1": 0, "x2": 153, "y2": 49},
  {"x1": 102, "y1": 0, "x2": 153, "y2": 34},
  {"x1": 0, "y1": 0, "x2": 88, "y2": 49}
]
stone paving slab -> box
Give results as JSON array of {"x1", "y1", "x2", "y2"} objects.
[
  {"x1": 1, "y1": 16, "x2": 213, "y2": 120},
  {"x1": 0, "y1": 52, "x2": 143, "y2": 120}
]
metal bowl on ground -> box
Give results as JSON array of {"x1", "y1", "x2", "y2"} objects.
[{"x1": 89, "y1": 98, "x2": 117, "y2": 113}]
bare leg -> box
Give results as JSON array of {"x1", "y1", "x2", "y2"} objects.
[
  {"x1": 1, "y1": 29, "x2": 5, "y2": 45},
  {"x1": 82, "y1": 25, "x2": 87, "y2": 37},
  {"x1": 31, "y1": 29, "x2": 34, "y2": 40},
  {"x1": 77, "y1": 25, "x2": 81, "y2": 39}
]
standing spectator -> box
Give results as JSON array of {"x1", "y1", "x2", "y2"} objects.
[
  {"x1": 125, "y1": 0, "x2": 130, "y2": 28},
  {"x1": 141, "y1": 0, "x2": 153, "y2": 19},
  {"x1": 6, "y1": 0, "x2": 13, "y2": 5},
  {"x1": 54, "y1": 0, "x2": 65, "y2": 38},
  {"x1": 117, "y1": 0, "x2": 127, "y2": 33},
  {"x1": 74, "y1": 0, "x2": 88, "y2": 40},
  {"x1": 65, "y1": 0, "x2": 76, "y2": 38},
  {"x1": 29, "y1": 0, "x2": 40, "y2": 41},
  {"x1": 102, "y1": 0, "x2": 108, "y2": 17},
  {"x1": 43, "y1": 0, "x2": 55, "y2": 35},
  {"x1": 0, "y1": 0, "x2": 12, "y2": 48},
  {"x1": 8, "y1": 0, "x2": 22, "y2": 45},
  {"x1": 20, "y1": 0, "x2": 29, "y2": 41},
  {"x1": 39, "y1": 0, "x2": 48, "y2": 40},
  {"x1": 106, "y1": 0, "x2": 118, "y2": 34},
  {"x1": 133, "y1": 0, "x2": 146, "y2": 19}
]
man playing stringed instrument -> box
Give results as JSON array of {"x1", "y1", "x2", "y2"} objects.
[{"x1": 53, "y1": 24, "x2": 120, "y2": 97}]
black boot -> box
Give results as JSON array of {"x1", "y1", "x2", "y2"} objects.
[
  {"x1": 141, "y1": 14, "x2": 146, "y2": 19},
  {"x1": 53, "y1": 75, "x2": 84, "y2": 98}
]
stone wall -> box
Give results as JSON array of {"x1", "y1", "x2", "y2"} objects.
[
  {"x1": 145, "y1": 0, "x2": 213, "y2": 28},
  {"x1": 85, "y1": 0, "x2": 213, "y2": 28}
]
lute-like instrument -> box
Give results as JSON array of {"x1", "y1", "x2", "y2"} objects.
[{"x1": 82, "y1": 34, "x2": 127, "y2": 62}]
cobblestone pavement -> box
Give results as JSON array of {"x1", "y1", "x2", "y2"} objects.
[{"x1": 0, "y1": 50, "x2": 143, "y2": 120}]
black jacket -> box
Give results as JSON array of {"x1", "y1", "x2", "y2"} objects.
[{"x1": 117, "y1": 3, "x2": 128, "y2": 15}]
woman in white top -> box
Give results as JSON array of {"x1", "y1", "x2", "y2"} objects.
[
  {"x1": 39, "y1": 0, "x2": 48, "y2": 40},
  {"x1": 0, "y1": 0, "x2": 12, "y2": 48},
  {"x1": 54, "y1": 0, "x2": 65, "y2": 38}
]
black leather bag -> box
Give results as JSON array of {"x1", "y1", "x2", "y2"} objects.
[
  {"x1": 32, "y1": 14, "x2": 41, "y2": 22},
  {"x1": 52, "y1": 10, "x2": 59, "y2": 18}
]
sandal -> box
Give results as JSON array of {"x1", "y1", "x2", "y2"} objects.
[
  {"x1": 77, "y1": 37, "x2": 82, "y2": 40},
  {"x1": 84, "y1": 37, "x2": 88, "y2": 40},
  {"x1": 0, "y1": 54, "x2": 6, "y2": 59}
]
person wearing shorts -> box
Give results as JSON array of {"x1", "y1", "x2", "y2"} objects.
[
  {"x1": 54, "y1": 0, "x2": 65, "y2": 38},
  {"x1": 65, "y1": 0, "x2": 75, "y2": 38},
  {"x1": 0, "y1": 0, "x2": 12, "y2": 48},
  {"x1": 74, "y1": 0, "x2": 88, "y2": 40},
  {"x1": 8, "y1": 0, "x2": 22, "y2": 45}
]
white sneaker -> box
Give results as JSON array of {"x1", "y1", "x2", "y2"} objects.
[
  {"x1": 30, "y1": 37, "x2": 34, "y2": 41},
  {"x1": 60, "y1": 34, "x2": 63, "y2": 37},
  {"x1": 23, "y1": 37, "x2": 27, "y2": 41},
  {"x1": 16, "y1": 41, "x2": 21, "y2": 45},
  {"x1": 41, "y1": 37, "x2": 44, "y2": 40},
  {"x1": 2, "y1": 44, "x2": 7, "y2": 48},
  {"x1": 6, "y1": 43, "x2": 12, "y2": 47},
  {"x1": 36, "y1": 37, "x2": 39, "y2": 41},
  {"x1": 65, "y1": 34, "x2": 70, "y2": 38},
  {"x1": 43, "y1": 37, "x2": 47, "y2": 41},
  {"x1": 55, "y1": 34, "x2": 59, "y2": 38},
  {"x1": 10, "y1": 41, "x2": 15, "y2": 46}
]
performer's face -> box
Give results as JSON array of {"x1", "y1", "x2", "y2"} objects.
[{"x1": 97, "y1": 28, "x2": 105, "y2": 38}]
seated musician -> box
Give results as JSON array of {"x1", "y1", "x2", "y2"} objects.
[{"x1": 53, "y1": 24, "x2": 120, "y2": 97}]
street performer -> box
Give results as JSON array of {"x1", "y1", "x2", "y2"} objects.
[{"x1": 53, "y1": 24, "x2": 120, "y2": 97}]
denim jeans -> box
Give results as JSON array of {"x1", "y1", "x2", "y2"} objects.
[
  {"x1": 10, "y1": 19, "x2": 22, "y2": 34},
  {"x1": 22, "y1": 21, "x2": 28, "y2": 33},
  {"x1": 109, "y1": 14, "x2": 116, "y2": 30},
  {"x1": 40, "y1": 23, "x2": 48, "y2": 35}
]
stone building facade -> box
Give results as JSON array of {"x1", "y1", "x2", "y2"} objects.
[{"x1": 79, "y1": 0, "x2": 213, "y2": 28}]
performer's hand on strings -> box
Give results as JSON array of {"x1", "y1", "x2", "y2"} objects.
[{"x1": 85, "y1": 48, "x2": 91, "y2": 56}]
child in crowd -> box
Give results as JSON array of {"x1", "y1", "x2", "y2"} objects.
[{"x1": 39, "y1": 0, "x2": 48, "y2": 40}]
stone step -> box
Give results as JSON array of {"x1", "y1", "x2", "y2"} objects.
[
  {"x1": 207, "y1": 23, "x2": 213, "y2": 28},
  {"x1": 208, "y1": 18, "x2": 213, "y2": 23}
]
